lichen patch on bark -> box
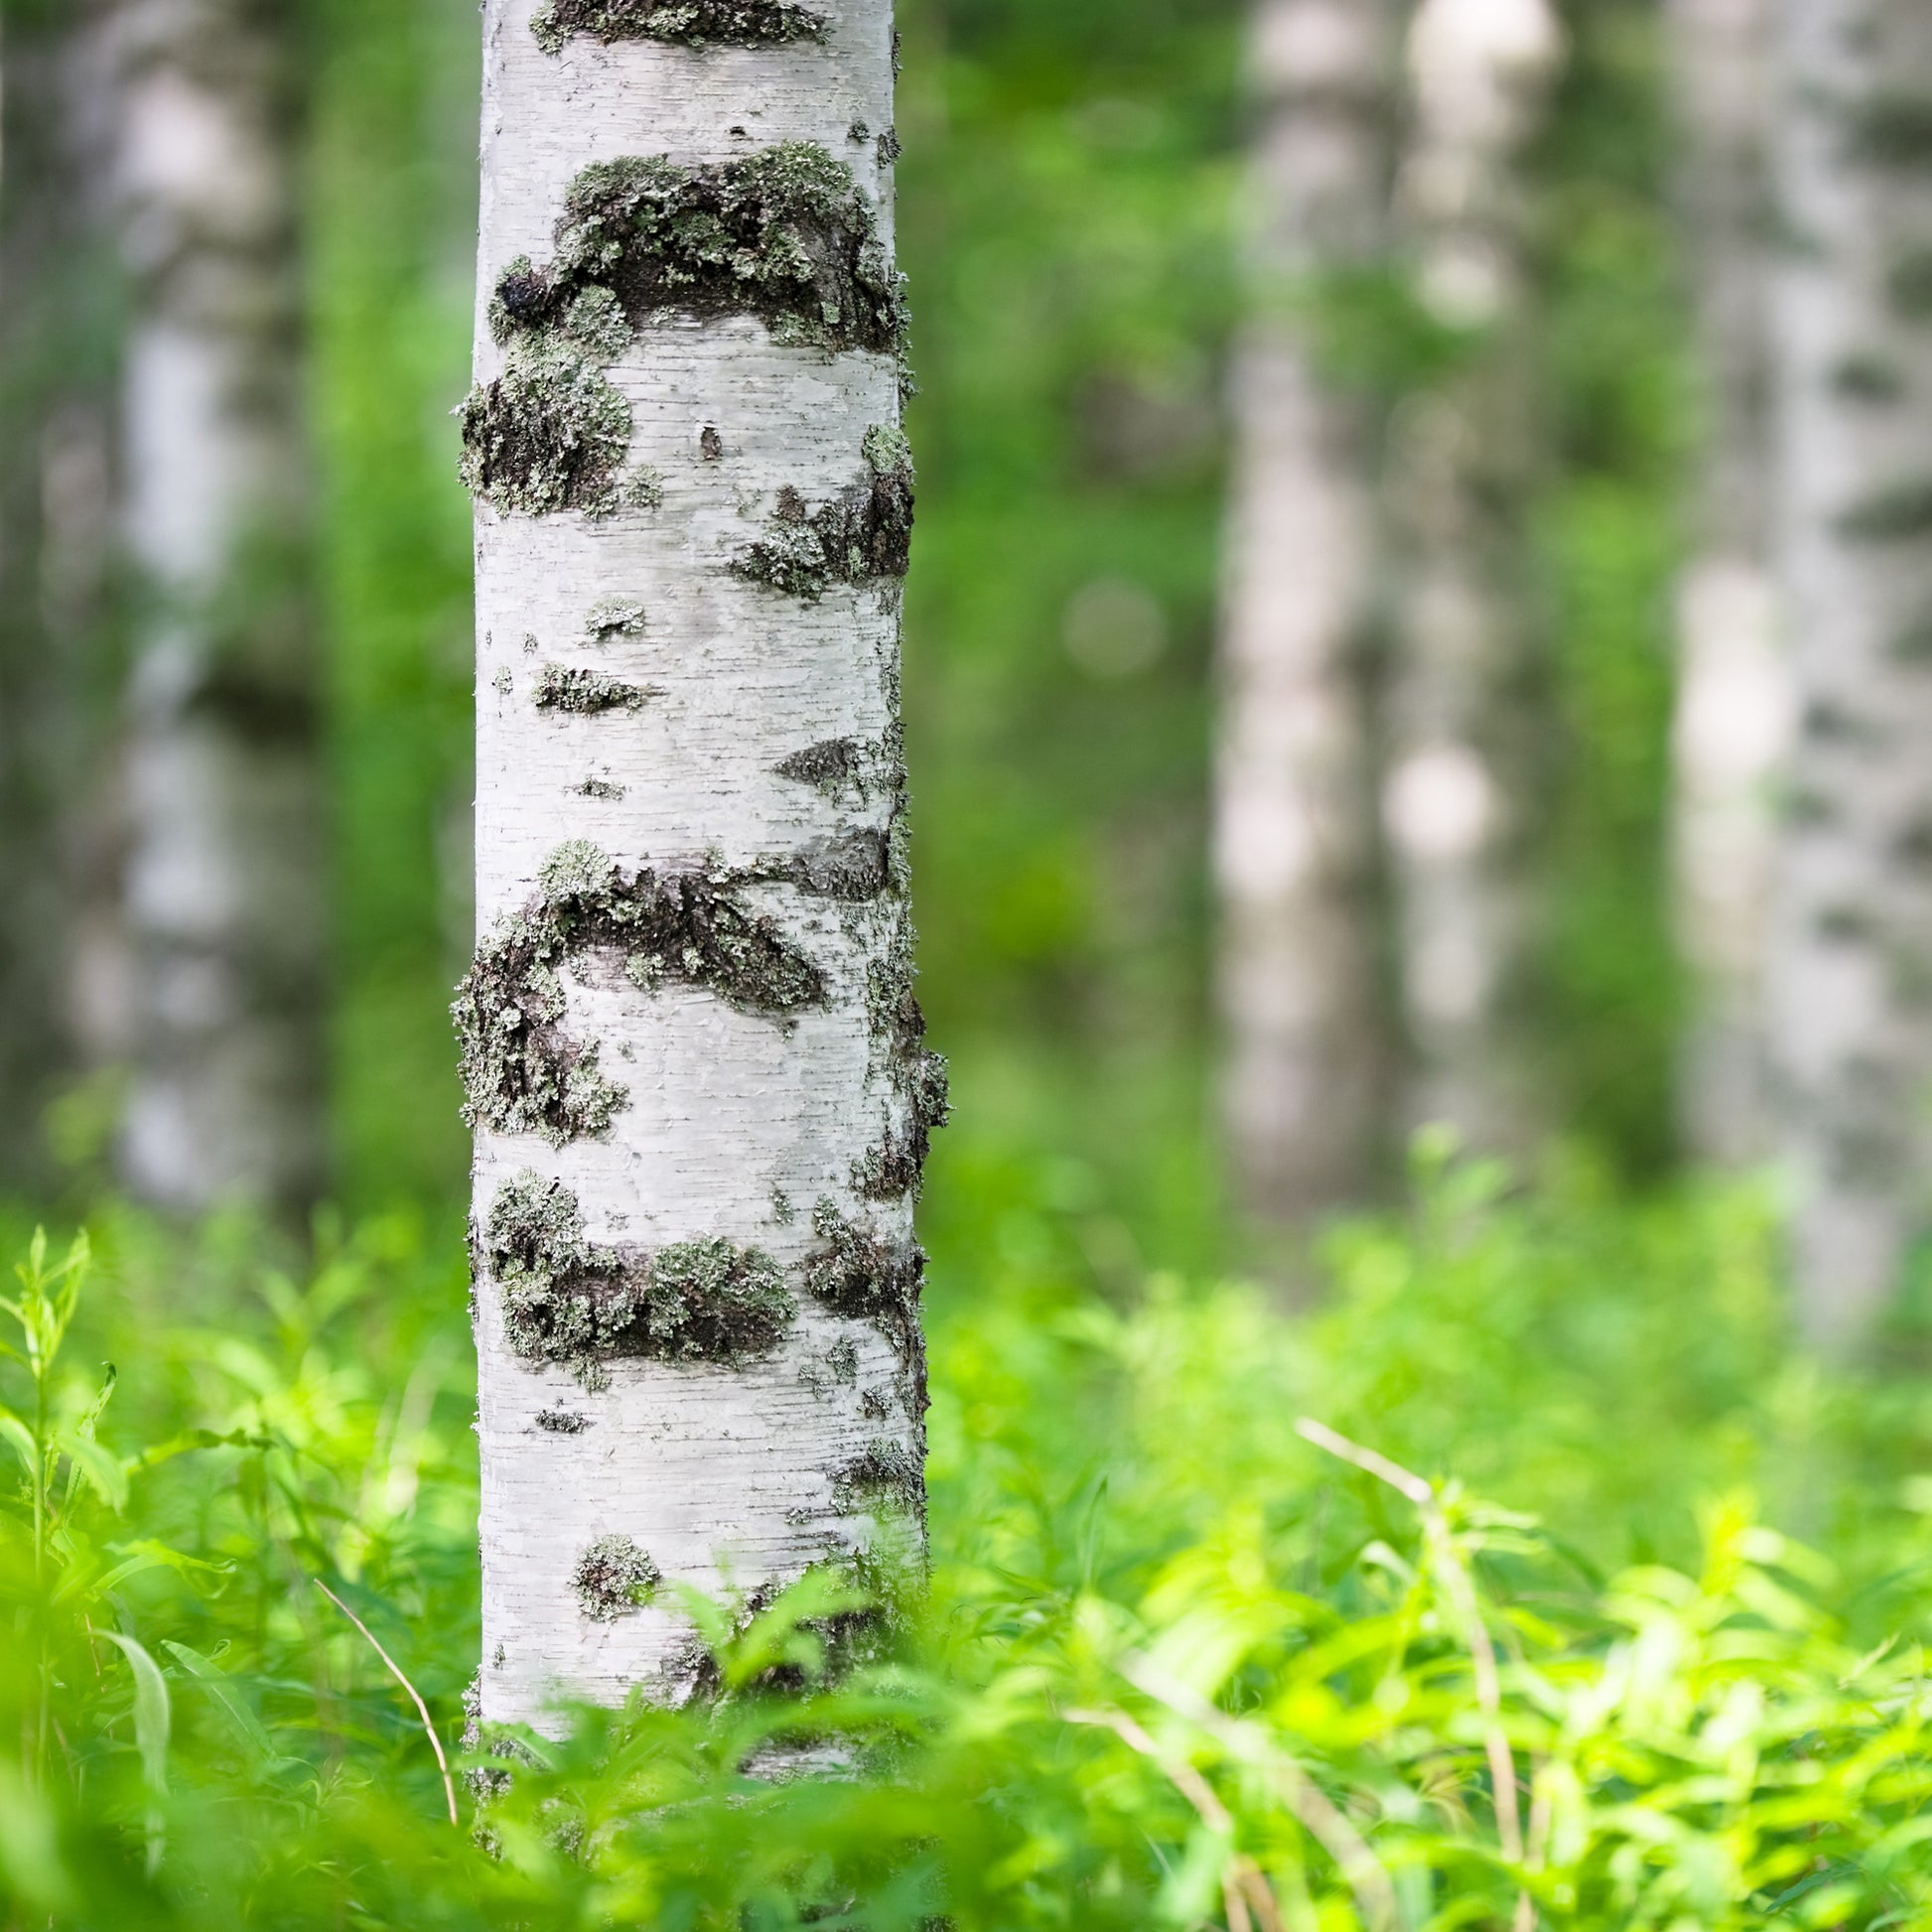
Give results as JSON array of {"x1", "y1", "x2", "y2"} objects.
[
  {"x1": 532, "y1": 0, "x2": 827, "y2": 54},
  {"x1": 461, "y1": 269, "x2": 663, "y2": 520},
  {"x1": 732, "y1": 435, "x2": 914, "y2": 602},
  {"x1": 786, "y1": 825, "x2": 892, "y2": 900},
  {"x1": 459, "y1": 340, "x2": 646, "y2": 518},
  {"x1": 585, "y1": 597, "x2": 648, "y2": 641},
  {"x1": 672, "y1": 1564, "x2": 895, "y2": 1704},
  {"x1": 454, "y1": 840, "x2": 826, "y2": 1146},
  {"x1": 484, "y1": 1169, "x2": 796, "y2": 1376},
  {"x1": 493, "y1": 144, "x2": 904, "y2": 359},
  {"x1": 532, "y1": 663, "x2": 655, "y2": 713},
  {"x1": 829, "y1": 1440, "x2": 924, "y2": 1520},
  {"x1": 773, "y1": 736, "x2": 871, "y2": 802},
  {"x1": 802, "y1": 1199, "x2": 927, "y2": 1423},
  {"x1": 572, "y1": 1534, "x2": 661, "y2": 1621},
  {"x1": 862, "y1": 910, "x2": 951, "y2": 1196}
]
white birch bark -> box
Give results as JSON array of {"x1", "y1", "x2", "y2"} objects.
[
  {"x1": 1383, "y1": 0, "x2": 1560, "y2": 1154},
  {"x1": 1213, "y1": 0, "x2": 1393, "y2": 1220},
  {"x1": 1667, "y1": 0, "x2": 1791, "y2": 1168},
  {"x1": 466, "y1": 0, "x2": 931, "y2": 1729},
  {"x1": 1767, "y1": 0, "x2": 1932, "y2": 1344},
  {"x1": 113, "y1": 0, "x2": 324, "y2": 1210}
]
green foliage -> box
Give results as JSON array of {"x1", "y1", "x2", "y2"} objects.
[
  {"x1": 1524, "y1": 0, "x2": 1688, "y2": 1175},
  {"x1": 5, "y1": 1176, "x2": 1932, "y2": 1927}
]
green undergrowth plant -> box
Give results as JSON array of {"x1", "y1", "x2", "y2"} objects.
[{"x1": 6, "y1": 1167, "x2": 1932, "y2": 1926}]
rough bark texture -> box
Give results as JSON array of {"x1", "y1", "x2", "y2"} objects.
[
  {"x1": 1213, "y1": 0, "x2": 1394, "y2": 1222},
  {"x1": 114, "y1": 0, "x2": 325, "y2": 1211},
  {"x1": 468, "y1": 0, "x2": 931, "y2": 1726},
  {"x1": 1767, "y1": 0, "x2": 1932, "y2": 1344},
  {"x1": 1668, "y1": 0, "x2": 1790, "y2": 1168},
  {"x1": 1383, "y1": 0, "x2": 1560, "y2": 1154}
]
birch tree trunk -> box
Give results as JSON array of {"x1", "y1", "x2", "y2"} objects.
[
  {"x1": 1213, "y1": 0, "x2": 1393, "y2": 1222},
  {"x1": 113, "y1": 0, "x2": 325, "y2": 1212},
  {"x1": 464, "y1": 0, "x2": 935, "y2": 1726},
  {"x1": 0, "y1": 10, "x2": 107, "y2": 1188},
  {"x1": 1667, "y1": 0, "x2": 1790, "y2": 1168},
  {"x1": 1383, "y1": 0, "x2": 1560, "y2": 1155},
  {"x1": 1767, "y1": 0, "x2": 1932, "y2": 1344}
]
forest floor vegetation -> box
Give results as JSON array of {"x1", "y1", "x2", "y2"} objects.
[{"x1": 6, "y1": 1148, "x2": 1932, "y2": 1927}]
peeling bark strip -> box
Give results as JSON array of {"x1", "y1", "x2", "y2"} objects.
[
  {"x1": 533, "y1": 0, "x2": 827, "y2": 53},
  {"x1": 470, "y1": 0, "x2": 925, "y2": 1728},
  {"x1": 1768, "y1": 2, "x2": 1932, "y2": 1345}
]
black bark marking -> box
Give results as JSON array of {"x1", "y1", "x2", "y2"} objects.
[
  {"x1": 1837, "y1": 478, "x2": 1932, "y2": 542},
  {"x1": 1845, "y1": 92, "x2": 1932, "y2": 169}
]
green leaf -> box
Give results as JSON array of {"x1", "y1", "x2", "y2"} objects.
[
  {"x1": 55, "y1": 1429, "x2": 129, "y2": 1512},
  {"x1": 100, "y1": 1629, "x2": 170, "y2": 1875},
  {"x1": 0, "y1": 1413, "x2": 37, "y2": 1487},
  {"x1": 56, "y1": 1539, "x2": 227, "y2": 1607},
  {"x1": 100, "y1": 1630, "x2": 171, "y2": 1797},
  {"x1": 161, "y1": 1640, "x2": 276, "y2": 1763}
]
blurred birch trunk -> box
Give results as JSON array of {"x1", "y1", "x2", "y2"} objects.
[
  {"x1": 112, "y1": 0, "x2": 325, "y2": 1211},
  {"x1": 1383, "y1": 0, "x2": 1561, "y2": 1155},
  {"x1": 1213, "y1": 0, "x2": 1395, "y2": 1223},
  {"x1": 1667, "y1": 0, "x2": 1789, "y2": 1168},
  {"x1": 0, "y1": 5, "x2": 118, "y2": 1188},
  {"x1": 1767, "y1": 0, "x2": 1932, "y2": 1344}
]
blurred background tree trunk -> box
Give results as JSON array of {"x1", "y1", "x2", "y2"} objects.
[
  {"x1": 110, "y1": 0, "x2": 324, "y2": 1214},
  {"x1": 0, "y1": 2, "x2": 121, "y2": 1193},
  {"x1": 1768, "y1": 0, "x2": 1932, "y2": 1345},
  {"x1": 1667, "y1": 0, "x2": 1788, "y2": 1170},
  {"x1": 1382, "y1": 0, "x2": 1561, "y2": 1157},
  {"x1": 1213, "y1": 0, "x2": 1395, "y2": 1227}
]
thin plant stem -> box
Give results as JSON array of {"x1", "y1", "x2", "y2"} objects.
[{"x1": 313, "y1": 1579, "x2": 459, "y2": 1825}]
